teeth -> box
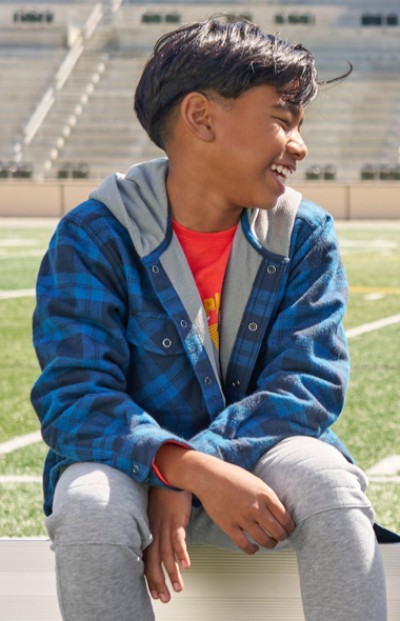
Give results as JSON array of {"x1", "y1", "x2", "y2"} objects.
[{"x1": 271, "y1": 163, "x2": 291, "y2": 179}]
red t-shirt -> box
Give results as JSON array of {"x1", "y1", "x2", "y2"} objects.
[
  {"x1": 152, "y1": 220, "x2": 238, "y2": 485},
  {"x1": 172, "y1": 219, "x2": 238, "y2": 350}
]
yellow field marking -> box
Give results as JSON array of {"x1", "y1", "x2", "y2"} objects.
[{"x1": 349, "y1": 286, "x2": 400, "y2": 295}]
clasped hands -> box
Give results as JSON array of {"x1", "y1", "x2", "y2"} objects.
[{"x1": 144, "y1": 446, "x2": 295, "y2": 603}]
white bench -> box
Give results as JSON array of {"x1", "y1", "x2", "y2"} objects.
[{"x1": 0, "y1": 538, "x2": 399, "y2": 620}]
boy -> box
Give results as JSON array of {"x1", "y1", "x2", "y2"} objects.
[{"x1": 32, "y1": 17, "x2": 387, "y2": 621}]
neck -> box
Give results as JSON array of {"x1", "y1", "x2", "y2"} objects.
[{"x1": 166, "y1": 160, "x2": 243, "y2": 233}]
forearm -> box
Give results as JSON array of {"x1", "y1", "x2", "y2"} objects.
[
  {"x1": 154, "y1": 441, "x2": 296, "y2": 556},
  {"x1": 154, "y1": 442, "x2": 224, "y2": 496},
  {"x1": 154, "y1": 442, "x2": 271, "y2": 500}
]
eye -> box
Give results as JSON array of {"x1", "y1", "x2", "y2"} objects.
[{"x1": 273, "y1": 116, "x2": 291, "y2": 129}]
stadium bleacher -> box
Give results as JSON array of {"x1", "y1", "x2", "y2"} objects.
[{"x1": 0, "y1": 0, "x2": 399, "y2": 182}]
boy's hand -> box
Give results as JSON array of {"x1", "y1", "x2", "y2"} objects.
[
  {"x1": 155, "y1": 444, "x2": 295, "y2": 555},
  {"x1": 144, "y1": 487, "x2": 192, "y2": 603},
  {"x1": 193, "y1": 458, "x2": 295, "y2": 554}
]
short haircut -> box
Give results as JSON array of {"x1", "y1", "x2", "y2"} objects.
[{"x1": 134, "y1": 16, "x2": 351, "y2": 149}]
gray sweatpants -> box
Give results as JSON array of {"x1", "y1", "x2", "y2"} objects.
[{"x1": 45, "y1": 437, "x2": 387, "y2": 621}]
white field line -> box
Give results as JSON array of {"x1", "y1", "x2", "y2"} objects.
[
  {"x1": 0, "y1": 431, "x2": 42, "y2": 455},
  {"x1": 0, "y1": 250, "x2": 45, "y2": 260},
  {"x1": 0, "y1": 475, "x2": 42, "y2": 483},
  {"x1": 0, "y1": 217, "x2": 58, "y2": 227},
  {"x1": 0, "y1": 239, "x2": 38, "y2": 247},
  {"x1": 367, "y1": 455, "x2": 400, "y2": 484},
  {"x1": 346, "y1": 313, "x2": 400, "y2": 339},
  {"x1": 0, "y1": 288, "x2": 36, "y2": 299},
  {"x1": 369, "y1": 477, "x2": 400, "y2": 483},
  {"x1": 0, "y1": 306, "x2": 399, "y2": 481},
  {"x1": 364, "y1": 293, "x2": 385, "y2": 301}
]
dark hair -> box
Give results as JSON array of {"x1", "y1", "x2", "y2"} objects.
[{"x1": 134, "y1": 16, "x2": 351, "y2": 149}]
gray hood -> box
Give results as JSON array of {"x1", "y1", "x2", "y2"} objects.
[
  {"x1": 89, "y1": 157, "x2": 302, "y2": 383},
  {"x1": 90, "y1": 158, "x2": 171, "y2": 259},
  {"x1": 90, "y1": 157, "x2": 302, "y2": 259}
]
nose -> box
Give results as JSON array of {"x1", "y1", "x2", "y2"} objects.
[{"x1": 287, "y1": 132, "x2": 308, "y2": 161}]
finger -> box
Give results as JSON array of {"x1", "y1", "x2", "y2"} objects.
[
  {"x1": 172, "y1": 525, "x2": 191, "y2": 570},
  {"x1": 144, "y1": 544, "x2": 171, "y2": 603},
  {"x1": 256, "y1": 507, "x2": 291, "y2": 542},
  {"x1": 230, "y1": 526, "x2": 260, "y2": 555},
  {"x1": 261, "y1": 494, "x2": 296, "y2": 536},
  {"x1": 244, "y1": 522, "x2": 279, "y2": 549},
  {"x1": 268, "y1": 502, "x2": 296, "y2": 535},
  {"x1": 161, "y1": 537, "x2": 184, "y2": 593}
]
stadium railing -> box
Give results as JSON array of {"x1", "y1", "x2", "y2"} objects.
[{"x1": 361, "y1": 164, "x2": 400, "y2": 181}]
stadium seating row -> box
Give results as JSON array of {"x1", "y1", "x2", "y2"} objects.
[
  {"x1": 10, "y1": 10, "x2": 398, "y2": 29},
  {"x1": 361, "y1": 164, "x2": 400, "y2": 181},
  {"x1": 306, "y1": 165, "x2": 337, "y2": 181},
  {"x1": 273, "y1": 11, "x2": 399, "y2": 27},
  {"x1": 4, "y1": 161, "x2": 400, "y2": 183},
  {"x1": 305, "y1": 164, "x2": 400, "y2": 181},
  {"x1": 0, "y1": 1, "x2": 399, "y2": 182},
  {"x1": 361, "y1": 13, "x2": 399, "y2": 26},
  {"x1": 274, "y1": 13, "x2": 316, "y2": 25},
  {"x1": 57, "y1": 162, "x2": 90, "y2": 178},
  {"x1": 0, "y1": 162, "x2": 34, "y2": 178},
  {"x1": 12, "y1": 10, "x2": 54, "y2": 24},
  {"x1": 141, "y1": 12, "x2": 181, "y2": 24}
]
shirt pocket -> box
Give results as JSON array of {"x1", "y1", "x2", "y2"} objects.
[{"x1": 126, "y1": 312, "x2": 185, "y2": 356}]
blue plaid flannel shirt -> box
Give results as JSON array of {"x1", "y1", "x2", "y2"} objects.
[{"x1": 32, "y1": 198, "x2": 350, "y2": 515}]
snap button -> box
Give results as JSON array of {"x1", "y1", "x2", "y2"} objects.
[
  {"x1": 151, "y1": 265, "x2": 160, "y2": 274},
  {"x1": 162, "y1": 338, "x2": 172, "y2": 348},
  {"x1": 232, "y1": 379, "x2": 241, "y2": 388},
  {"x1": 248, "y1": 322, "x2": 258, "y2": 332},
  {"x1": 132, "y1": 464, "x2": 140, "y2": 474},
  {"x1": 204, "y1": 376, "x2": 212, "y2": 385},
  {"x1": 180, "y1": 319, "x2": 188, "y2": 328},
  {"x1": 267, "y1": 265, "x2": 277, "y2": 274}
]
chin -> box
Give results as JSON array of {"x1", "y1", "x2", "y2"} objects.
[{"x1": 257, "y1": 191, "x2": 284, "y2": 210}]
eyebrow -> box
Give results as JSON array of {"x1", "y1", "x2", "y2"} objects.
[{"x1": 272, "y1": 101, "x2": 304, "y2": 124}]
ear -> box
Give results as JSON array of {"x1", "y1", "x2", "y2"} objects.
[{"x1": 180, "y1": 92, "x2": 215, "y2": 142}]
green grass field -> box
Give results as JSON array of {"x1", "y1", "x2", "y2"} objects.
[{"x1": 0, "y1": 217, "x2": 399, "y2": 537}]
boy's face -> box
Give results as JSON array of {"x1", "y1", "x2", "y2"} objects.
[{"x1": 208, "y1": 84, "x2": 308, "y2": 211}]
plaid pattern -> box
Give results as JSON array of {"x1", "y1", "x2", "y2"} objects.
[{"x1": 32, "y1": 199, "x2": 350, "y2": 515}]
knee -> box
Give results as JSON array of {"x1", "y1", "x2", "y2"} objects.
[
  {"x1": 254, "y1": 437, "x2": 372, "y2": 524},
  {"x1": 46, "y1": 463, "x2": 151, "y2": 550}
]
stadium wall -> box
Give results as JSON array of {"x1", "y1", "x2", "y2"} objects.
[{"x1": 0, "y1": 182, "x2": 398, "y2": 219}]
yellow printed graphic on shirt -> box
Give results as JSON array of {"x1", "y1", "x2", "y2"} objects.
[{"x1": 203, "y1": 293, "x2": 221, "y2": 350}]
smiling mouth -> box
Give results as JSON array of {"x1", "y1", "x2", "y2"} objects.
[{"x1": 271, "y1": 163, "x2": 293, "y2": 183}]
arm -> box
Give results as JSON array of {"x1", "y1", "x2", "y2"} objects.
[
  {"x1": 191, "y1": 212, "x2": 350, "y2": 466},
  {"x1": 144, "y1": 443, "x2": 295, "y2": 602},
  {"x1": 31, "y1": 209, "x2": 190, "y2": 486}
]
